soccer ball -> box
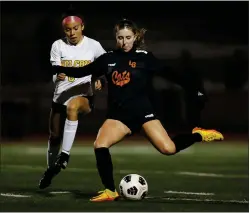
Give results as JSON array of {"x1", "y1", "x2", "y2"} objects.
[{"x1": 119, "y1": 174, "x2": 148, "y2": 200}]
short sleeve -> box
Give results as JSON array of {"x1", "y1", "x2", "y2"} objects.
[
  {"x1": 94, "y1": 42, "x2": 106, "y2": 59},
  {"x1": 50, "y1": 41, "x2": 61, "y2": 66}
]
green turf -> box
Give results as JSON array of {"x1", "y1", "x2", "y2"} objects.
[{"x1": 0, "y1": 140, "x2": 249, "y2": 212}]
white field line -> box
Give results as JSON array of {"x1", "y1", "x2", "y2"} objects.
[
  {"x1": 25, "y1": 146, "x2": 160, "y2": 155},
  {"x1": 145, "y1": 196, "x2": 248, "y2": 204},
  {"x1": 176, "y1": 171, "x2": 248, "y2": 178},
  {"x1": 0, "y1": 193, "x2": 31, "y2": 198},
  {"x1": 2, "y1": 165, "x2": 248, "y2": 179},
  {"x1": 1, "y1": 165, "x2": 158, "y2": 174},
  {"x1": 162, "y1": 197, "x2": 249, "y2": 204},
  {"x1": 1, "y1": 165, "x2": 138, "y2": 174},
  {"x1": 22, "y1": 146, "x2": 194, "y2": 155},
  {"x1": 50, "y1": 191, "x2": 71, "y2": 194},
  {"x1": 164, "y1": 190, "x2": 214, "y2": 196},
  {"x1": 1, "y1": 192, "x2": 248, "y2": 204}
]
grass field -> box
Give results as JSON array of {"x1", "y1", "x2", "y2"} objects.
[{"x1": 0, "y1": 138, "x2": 249, "y2": 212}]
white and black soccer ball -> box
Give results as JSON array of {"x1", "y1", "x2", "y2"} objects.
[{"x1": 119, "y1": 174, "x2": 148, "y2": 200}]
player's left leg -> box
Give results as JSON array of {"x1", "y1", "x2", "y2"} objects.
[
  {"x1": 39, "y1": 103, "x2": 66, "y2": 189},
  {"x1": 142, "y1": 119, "x2": 224, "y2": 155},
  {"x1": 55, "y1": 96, "x2": 92, "y2": 169}
]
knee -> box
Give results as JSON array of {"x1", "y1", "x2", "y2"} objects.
[
  {"x1": 94, "y1": 140, "x2": 111, "y2": 149},
  {"x1": 81, "y1": 102, "x2": 91, "y2": 114},
  {"x1": 158, "y1": 142, "x2": 176, "y2": 155},
  {"x1": 67, "y1": 103, "x2": 79, "y2": 114},
  {"x1": 83, "y1": 106, "x2": 91, "y2": 114}
]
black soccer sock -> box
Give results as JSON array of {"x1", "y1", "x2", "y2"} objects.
[
  {"x1": 94, "y1": 147, "x2": 116, "y2": 192},
  {"x1": 172, "y1": 133, "x2": 202, "y2": 153}
]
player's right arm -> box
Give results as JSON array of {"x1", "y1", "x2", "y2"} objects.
[
  {"x1": 53, "y1": 53, "x2": 108, "y2": 79},
  {"x1": 50, "y1": 41, "x2": 64, "y2": 82}
]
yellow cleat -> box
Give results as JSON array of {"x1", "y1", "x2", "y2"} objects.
[
  {"x1": 192, "y1": 127, "x2": 202, "y2": 134},
  {"x1": 90, "y1": 189, "x2": 119, "y2": 202},
  {"x1": 193, "y1": 128, "x2": 224, "y2": 142}
]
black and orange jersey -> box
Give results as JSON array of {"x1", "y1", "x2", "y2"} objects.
[{"x1": 53, "y1": 47, "x2": 161, "y2": 110}]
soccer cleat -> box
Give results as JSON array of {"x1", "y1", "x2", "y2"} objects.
[
  {"x1": 193, "y1": 128, "x2": 224, "y2": 142},
  {"x1": 38, "y1": 166, "x2": 61, "y2": 189},
  {"x1": 55, "y1": 152, "x2": 70, "y2": 169},
  {"x1": 90, "y1": 189, "x2": 119, "y2": 202},
  {"x1": 192, "y1": 127, "x2": 202, "y2": 134}
]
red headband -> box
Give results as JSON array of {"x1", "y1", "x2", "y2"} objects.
[{"x1": 62, "y1": 16, "x2": 83, "y2": 25}]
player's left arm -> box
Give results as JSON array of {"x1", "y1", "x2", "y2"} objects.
[
  {"x1": 147, "y1": 52, "x2": 208, "y2": 107},
  {"x1": 146, "y1": 52, "x2": 181, "y2": 83}
]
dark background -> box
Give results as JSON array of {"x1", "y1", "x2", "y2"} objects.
[{"x1": 1, "y1": 1, "x2": 249, "y2": 139}]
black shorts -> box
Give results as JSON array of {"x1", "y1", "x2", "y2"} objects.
[
  {"x1": 51, "y1": 95, "x2": 95, "y2": 114},
  {"x1": 106, "y1": 97, "x2": 158, "y2": 134}
]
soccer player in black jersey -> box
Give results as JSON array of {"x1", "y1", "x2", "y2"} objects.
[{"x1": 54, "y1": 19, "x2": 224, "y2": 202}]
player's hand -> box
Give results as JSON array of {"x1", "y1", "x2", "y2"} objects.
[
  {"x1": 57, "y1": 73, "x2": 66, "y2": 81},
  {"x1": 95, "y1": 79, "x2": 102, "y2": 90}
]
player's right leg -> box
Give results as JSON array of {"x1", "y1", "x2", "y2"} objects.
[
  {"x1": 185, "y1": 100, "x2": 223, "y2": 140},
  {"x1": 90, "y1": 119, "x2": 131, "y2": 202},
  {"x1": 38, "y1": 102, "x2": 66, "y2": 189},
  {"x1": 186, "y1": 101, "x2": 203, "y2": 131}
]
